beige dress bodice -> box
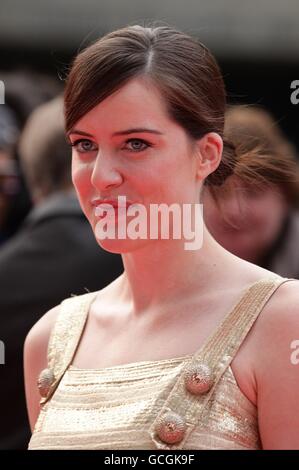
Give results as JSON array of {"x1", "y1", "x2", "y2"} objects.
[{"x1": 28, "y1": 277, "x2": 293, "y2": 450}]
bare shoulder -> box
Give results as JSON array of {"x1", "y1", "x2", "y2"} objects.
[
  {"x1": 23, "y1": 281, "x2": 117, "y2": 432},
  {"x1": 24, "y1": 304, "x2": 61, "y2": 432},
  {"x1": 24, "y1": 304, "x2": 61, "y2": 368},
  {"x1": 235, "y1": 274, "x2": 299, "y2": 375},
  {"x1": 252, "y1": 278, "x2": 299, "y2": 355},
  {"x1": 252, "y1": 278, "x2": 299, "y2": 449},
  {"x1": 228, "y1": 259, "x2": 298, "y2": 356}
]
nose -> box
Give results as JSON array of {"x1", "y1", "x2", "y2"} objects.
[{"x1": 91, "y1": 149, "x2": 123, "y2": 192}]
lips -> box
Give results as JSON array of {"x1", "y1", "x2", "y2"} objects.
[
  {"x1": 91, "y1": 198, "x2": 136, "y2": 219},
  {"x1": 95, "y1": 204, "x2": 119, "y2": 218}
]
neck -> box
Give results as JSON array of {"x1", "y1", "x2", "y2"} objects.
[{"x1": 118, "y1": 224, "x2": 232, "y2": 314}]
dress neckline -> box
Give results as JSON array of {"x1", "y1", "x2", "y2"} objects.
[
  {"x1": 69, "y1": 353, "x2": 193, "y2": 371},
  {"x1": 69, "y1": 275, "x2": 284, "y2": 373}
]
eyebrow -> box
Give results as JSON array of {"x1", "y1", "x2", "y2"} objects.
[
  {"x1": 67, "y1": 129, "x2": 94, "y2": 137},
  {"x1": 112, "y1": 128, "x2": 164, "y2": 136},
  {"x1": 67, "y1": 128, "x2": 164, "y2": 138}
]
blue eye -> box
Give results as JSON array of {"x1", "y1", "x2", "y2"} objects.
[
  {"x1": 70, "y1": 137, "x2": 152, "y2": 155},
  {"x1": 124, "y1": 138, "x2": 151, "y2": 152},
  {"x1": 71, "y1": 139, "x2": 97, "y2": 153}
]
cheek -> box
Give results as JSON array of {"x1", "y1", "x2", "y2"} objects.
[
  {"x1": 247, "y1": 200, "x2": 277, "y2": 224},
  {"x1": 243, "y1": 201, "x2": 284, "y2": 245},
  {"x1": 72, "y1": 160, "x2": 92, "y2": 205}
]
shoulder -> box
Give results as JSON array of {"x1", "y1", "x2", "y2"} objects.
[
  {"x1": 0, "y1": 232, "x2": 25, "y2": 268},
  {"x1": 252, "y1": 278, "x2": 299, "y2": 449},
  {"x1": 24, "y1": 290, "x2": 98, "y2": 431},
  {"x1": 24, "y1": 291, "x2": 98, "y2": 357},
  {"x1": 253, "y1": 278, "x2": 299, "y2": 356},
  {"x1": 24, "y1": 304, "x2": 61, "y2": 366},
  {"x1": 24, "y1": 304, "x2": 61, "y2": 431},
  {"x1": 24, "y1": 290, "x2": 99, "y2": 369}
]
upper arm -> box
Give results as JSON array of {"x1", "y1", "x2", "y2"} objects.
[
  {"x1": 23, "y1": 305, "x2": 60, "y2": 432},
  {"x1": 255, "y1": 280, "x2": 299, "y2": 449}
]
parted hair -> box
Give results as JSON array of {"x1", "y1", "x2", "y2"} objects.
[{"x1": 64, "y1": 22, "x2": 236, "y2": 188}]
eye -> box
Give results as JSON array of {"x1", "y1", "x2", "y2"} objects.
[
  {"x1": 70, "y1": 139, "x2": 98, "y2": 153},
  {"x1": 123, "y1": 138, "x2": 152, "y2": 152}
]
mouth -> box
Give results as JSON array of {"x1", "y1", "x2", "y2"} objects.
[{"x1": 91, "y1": 198, "x2": 138, "y2": 219}]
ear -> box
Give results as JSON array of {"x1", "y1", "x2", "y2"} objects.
[{"x1": 194, "y1": 132, "x2": 223, "y2": 181}]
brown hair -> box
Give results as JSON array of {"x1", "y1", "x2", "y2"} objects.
[
  {"x1": 19, "y1": 96, "x2": 72, "y2": 202},
  {"x1": 213, "y1": 105, "x2": 299, "y2": 208},
  {"x1": 64, "y1": 22, "x2": 236, "y2": 187}
]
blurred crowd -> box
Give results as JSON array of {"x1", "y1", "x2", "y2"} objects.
[
  {"x1": 0, "y1": 70, "x2": 298, "y2": 449},
  {"x1": 0, "y1": 71, "x2": 124, "y2": 449},
  {"x1": 204, "y1": 105, "x2": 299, "y2": 277}
]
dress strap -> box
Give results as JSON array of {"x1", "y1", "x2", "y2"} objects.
[
  {"x1": 39, "y1": 291, "x2": 97, "y2": 405},
  {"x1": 149, "y1": 277, "x2": 296, "y2": 449}
]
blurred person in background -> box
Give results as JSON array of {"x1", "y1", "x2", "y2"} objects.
[
  {"x1": 204, "y1": 105, "x2": 299, "y2": 278},
  {"x1": 0, "y1": 69, "x2": 64, "y2": 243},
  {"x1": 1, "y1": 69, "x2": 63, "y2": 130},
  {"x1": 0, "y1": 96, "x2": 123, "y2": 449},
  {"x1": 0, "y1": 103, "x2": 21, "y2": 244}
]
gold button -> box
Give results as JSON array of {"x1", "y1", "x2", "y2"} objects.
[
  {"x1": 184, "y1": 363, "x2": 213, "y2": 395},
  {"x1": 37, "y1": 368, "x2": 55, "y2": 398},
  {"x1": 156, "y1": 411, "x2": 186, "y2": 444}
]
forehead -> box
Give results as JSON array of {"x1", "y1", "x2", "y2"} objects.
[{"x1": 75, "y1": 77, "x2": 177, "y2": 134}]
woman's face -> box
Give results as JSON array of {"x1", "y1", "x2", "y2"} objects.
[
  {"x1": 203, "y1": 177, "x2": 289, "y2": 263},
  {"x1": 68, "y1": 77, "x2": 202, "y2": 253}
]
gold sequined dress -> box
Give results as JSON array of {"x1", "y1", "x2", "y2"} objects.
[{"x1": 28, "y1": 277, "x2": 293, "y2": 450}]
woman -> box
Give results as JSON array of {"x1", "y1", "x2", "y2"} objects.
[
  {"x1": 204, "y1": 105, "x2": 299, "y2": 278},
  {"x1": 24, "y1": 24, "x2": 299, "y2": 450}
]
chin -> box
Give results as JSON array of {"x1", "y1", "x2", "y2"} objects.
[{"x1": 95, "y1": 236, "x2": 150, "y2": 254}]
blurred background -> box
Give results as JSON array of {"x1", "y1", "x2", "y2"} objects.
[
  {"x1": 1, "y1": 0, "x2": 298, "y2": 140},
  {"x1": 0, "y1": 0, "x2": 298, "y2": 232},
  {"x1": 0, "y1": 0, "x2": 298, "y2": 450}
]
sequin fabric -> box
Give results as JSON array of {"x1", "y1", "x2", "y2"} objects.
[{"x1": 28, "y1": 277, "x2": 293, "y2": 450}]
